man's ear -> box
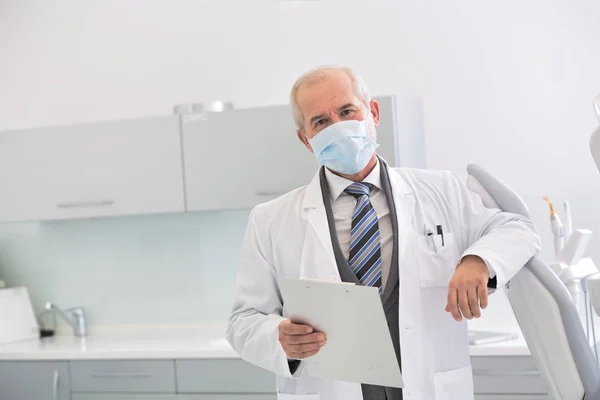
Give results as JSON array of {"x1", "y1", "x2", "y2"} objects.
[
  {"x1": 370, "y1": 100, "x2": 381, "y2": 128},
  {"x1": 297, "y1": 129, "x2": 313, "y2": 153}
]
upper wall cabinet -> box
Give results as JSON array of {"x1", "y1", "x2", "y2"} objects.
[
  {"x1": 181, "y1": 95, "x2": 424, "y2": 212},
  {"x1": 0, "y1": 116, "x2": 185, "y2": 222},
  {"x1": 0, "y1": 94, "x2": 423, "y2": 222},
  {"x1": 181, "y1": 104, "x2": 316, "y2": 211}
]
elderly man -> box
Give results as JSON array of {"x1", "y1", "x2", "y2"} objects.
[{"x1": 227, "y1": 65, "x2": 540, "y2": 400}]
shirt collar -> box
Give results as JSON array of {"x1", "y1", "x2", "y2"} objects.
[{"x1": 324, "y1": 158, "x2": 382, "y2": 202}]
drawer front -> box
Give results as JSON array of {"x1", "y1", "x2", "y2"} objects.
[
  {"x1": 73, "y1": 395, "x2": 177, "y2": 400},
  {"x1": 177, "y1": 396, "x2": 276, "y2": 400},
  {"x1": 471, "y1": 356, "x2": 548, "y2": 394},
  {"x1": 471, "y1": 356, "x2": 539, "y2": 372},
  {"x1": 475, "y1": 396, "x2": 550, "y2": 400},
  {"x1": 70, "y1": 360, "x2": 176, "y2": 393},
  {"x1": 176, "y1": 359, "x2": 275, "y2": 393}
]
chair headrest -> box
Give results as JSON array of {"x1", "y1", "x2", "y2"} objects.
[{"x1": 466, "y1": 164, "x2": 531, "y2": 218}]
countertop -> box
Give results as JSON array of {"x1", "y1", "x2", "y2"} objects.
[
  {"x1": 0, "y1": 291, "x2": 530, "y2": 361},
  {"x1": 0, "y1": 325, "x2": 238, "y2": 360}
]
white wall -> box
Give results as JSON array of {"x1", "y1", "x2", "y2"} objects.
[{"x1": 1, "y1": 0, "x2": 600, "y2": 323}]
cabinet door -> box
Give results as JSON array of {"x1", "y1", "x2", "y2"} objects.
[
  {"x1": 177, "y1": 396, "x2": 275, "y2": 400},
  {"x1": 181, "y1": 105, "x2": 316, "y2": 211},
  {"x1": 70, "y1": 360, "x2": 176, "y2": 393},
  {"x1": 0, "y1": 116, "x2": 185, "y2": 222},
  {"x1": 471, "y1": 356, "x2": 548, "y2": 395},
  {"x1": 72, "y1": 395, "x2": 177, "y2": 400},
  {"x1": 181, "y1": 96, "x2": 413, "y2": 212},
  {"x1": 475, "y1": 396, "x2": 549, "y2": 400},
  {"x1": 176, "y1": 359, "x2": 275, "y2": 393},
  {"x1": 0, "y1": 361, "x2": 70, "y2": 400}
]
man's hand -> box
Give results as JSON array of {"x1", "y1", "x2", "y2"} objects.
[
  {"x1": 445, "y1": 255, "x2": 490, "y2": 321},
  {"x1": 278, "y1": 319, "x2": 326, "y2": 359}
]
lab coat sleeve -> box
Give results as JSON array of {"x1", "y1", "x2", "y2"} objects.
[
  {"x1": 449, "y1": 172, "x2": 541, "y2": 288},
  {"x1": 226, "y1": 208, "x2": 303, "y2": 379}
]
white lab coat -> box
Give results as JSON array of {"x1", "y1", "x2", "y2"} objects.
[{"x1": 227, "y1": 162, "x2": 540, "y2": 400}]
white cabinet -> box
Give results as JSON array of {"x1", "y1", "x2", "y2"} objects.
[
  {"x1": 0, "y1": 361, "x2": 70, "y2": 400},
  {"x1": 0, "y1": 95, "x2": 424, "y2": 221},
  {"x1": 472, "y1": 356, "x2": 549, "y2": 397},
  {"x1": 181, "y1": 95, "x2": 421, "y2": 212},
  {"x1": 73, "y1": 396, "x2": 177, "y2": 400},
  {"x1": 475, "y1": 396, "x2": 549, "y2": 400},
  {"x1": 177, "y1": 396, "x2": 275, "y2": 400},
  {"x1": 181, "y1": 104, "x2": 316, "y2": 211},
  {"x1": 0, "y1": 116, "x2": 185, "y2": 222},
  {"x1": 177, "y1": 393, "x2": 277, "y2": 400},
  {"x1": 70, "y1": 360, "x2": 177, "y2": 393},
  {"x1": 175, "y1": 359, "x2": 275, "y2": 393}
]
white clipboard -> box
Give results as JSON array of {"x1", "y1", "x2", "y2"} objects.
[{"x1": 278, "y1": 278, "x2": 403, "y2": 388}]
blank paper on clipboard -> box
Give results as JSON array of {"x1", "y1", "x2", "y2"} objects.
[{"x1": 278, "y1": 278, "x2": 403, "y2": 388}]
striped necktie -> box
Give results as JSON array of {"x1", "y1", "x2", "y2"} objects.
[{"x1": 344, "y1": 182, "x2": 383, "y2": 294}]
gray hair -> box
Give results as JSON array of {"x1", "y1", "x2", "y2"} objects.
[{"x1": 290, "y1": 65, "x2": 371, "y2": 131}]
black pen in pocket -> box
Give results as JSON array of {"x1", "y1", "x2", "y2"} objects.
[{"x1": 436, "y1": 225, "x2": 445, "y2": 246}]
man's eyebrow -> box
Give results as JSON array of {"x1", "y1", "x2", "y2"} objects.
[{"x1": 337, "y1": 103, "x2": 356, "y2": 112}]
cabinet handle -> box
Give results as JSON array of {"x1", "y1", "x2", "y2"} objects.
[
  {"x1": 91, "y1": 371, "x2": 153, "y2": 379},
  {"x1": 256, "y1": 191, "x2": 288, "y2": 196},
  {"x1": 56, "y1": 200, "x2": 115, "y2": 209},
  {"x1": 52, "y1": 370, "x2": 59, "y2": 400},
  {"x1": 472, "y1": 369, "x2": 539, "y2": 377}
]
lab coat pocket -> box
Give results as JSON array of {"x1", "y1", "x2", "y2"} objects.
[
  {"x1": 277, "y1": 395, "x2": 320, "y2": 400},
  {"x1": 433, "y1": 365, "x2": 474, "y2": 400},
  {"x1": 417, "y1": 232, "x2": 460, "y2": 288}
]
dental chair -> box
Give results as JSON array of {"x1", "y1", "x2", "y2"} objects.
[{"x1": 466, "y1": 164, "x2": 600, "y2": 400}]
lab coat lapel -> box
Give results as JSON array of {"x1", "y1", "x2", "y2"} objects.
[
  {"x1": 302, "y1": 170, "x2": 339, "y2": 279},
  {"x1": 385, "y1": 165, "x2": 416, "y2": 273}
]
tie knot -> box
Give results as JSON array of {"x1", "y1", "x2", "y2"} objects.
[{"x1": 344, "y1": 182, "x2": 373, "y2": 198}]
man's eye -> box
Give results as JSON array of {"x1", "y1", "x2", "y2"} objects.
[
  {"x1": 316, "y1": 119, "x2": 326, "y2": 126},
  {"x1": 341, "y1": 109, "x2": 353, "y2": 116}
]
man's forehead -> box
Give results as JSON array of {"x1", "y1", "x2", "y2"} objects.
[{"x1": 297, "y1": 80, "x2": 360, "y2": 118}]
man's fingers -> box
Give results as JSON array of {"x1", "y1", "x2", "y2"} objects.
[
  {"x1": 283, "y1": 332, "x2": 325, "y2": 345},
  {"x1": 468, "y1": 286, "x2": 480, "y2": 318},
  {"x1": 280, "y1": 320, "x2": 313, "y2": 335},
  {"x1": 278, "y1": 320, "x2": 327, "y2": 361},
  {"x1": 447, "y1": 285, "x2": 461, "y2": 321},
  {"x1": 478, "y1": 281, "x2": 489, "y2": 310},
  {"x1": 287, "y1": 341, "x2": 324, "y2": 354},
  {"x1": 458, "y1": 287, "x2": 472, "y2": 319},
  {"x1": 289, "y1": 348, "x2": 321, "y2": 359}
]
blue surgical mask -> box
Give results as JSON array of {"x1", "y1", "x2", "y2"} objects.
[{"x1": 308, "y1": 113, "x2": 378, "y2": 175}]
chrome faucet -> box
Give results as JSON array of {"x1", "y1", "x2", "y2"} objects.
[{"x1": 44, "y1": 302, "x2": 87, "y2": 337}]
